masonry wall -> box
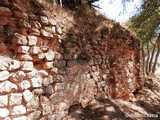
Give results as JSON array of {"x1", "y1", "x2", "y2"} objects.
[{"x1": 0, "y1": 0, "x2": 141, "y2": 120}]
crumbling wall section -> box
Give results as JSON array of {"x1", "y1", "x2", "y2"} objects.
[{"x1": 0, "y1": 0, "x2": 141, "y2": 120}]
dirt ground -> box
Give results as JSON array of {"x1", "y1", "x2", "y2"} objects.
[{"x1": 67, "y1": 76, "x2": 160, "y2": 120}]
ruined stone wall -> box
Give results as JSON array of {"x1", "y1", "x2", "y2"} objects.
[{"x1": 0, "y1": 0, "x2": 141, "y2": 120}]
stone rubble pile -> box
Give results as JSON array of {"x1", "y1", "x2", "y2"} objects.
[{"x1": 0, "y1": 0, "x2": 141, "y2": 120}]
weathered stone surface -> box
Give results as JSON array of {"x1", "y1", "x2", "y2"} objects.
[
  {"x1": 33, "y1": 53, "x2": 45, "y2": 61},
  {"x1": 22, "y1": 90, "x2": 33, "y2": 102},
  {"x1": 50, "y1": 92, "x2": 63, "y2": 104},
  {"x1": 0, "y1": 62, "x2": 8, "y2": 70},
  {"x1": 11, "y1": 105, "x2": 26, "y2": 115},
  {"x1": 40, "y1": 96, "x2": 54, "y2": 115},
  {"x1": 27, "y1": 36, "x2": 38, "y2": 46},
  {"x1": 40, "y1": 16, "x2": 49, "y2": 25},
  {"x1": 30, "y1": 77, "x2": 42, "y2": 88},
  {"x1": 38, "y1": 70, "x2": 48, "y2": 78},
  {"x1": 19, "y1": 80, "x2": 31, "y2": 90},
  {"x1": 26, "y1": 70, "x2": 38, "y2": 79},
  {"x1": 45, "y1": 85, "x2": 54, "y2": 95},
  {"x1": 0, "y1": 81, "x2": 18, "y2": 92},
  {"x1": 48, "y1": 18, "x2": 57, "y2": 26},
  {"x1": 21, "y1": 62, "x2": 33, "y2": 72},
  {"x1": 9, "y1": 93, "x2": 22, "y2": 106},
  {"x1": 28, "y1": 111, "x2": 41, "y2": 120},
  {"x1": 40, "y1": 45, "x2": 49, "y2": 52},
  {"x1": 8, "y1": 60, "x2": 21, "y2": 71},
  {"x1": 17, "y1": 46, "x2": 30, "y2": 54},
  {"x1": 29, "y1": 46, "x2": 41, "y2": 55},
  {"x1": 31, "y1": 21, "x2": 41, "y2": 29},
  {"x1": 13, "y1": 116, "x2": 27, "y2": 120},
  {"x1": 3, "y1": 117, "x2": 11, "y2": 120},
  {"x1": 17, "y1": 54, "x2": 33, "y2": 61},
  {"x1": 32, "y1": 88, "x2": 45, "y2": 95},
  {"x1": 43, "y1": 62, "x2": 53, "y2": 69},
  {"x1": 0, "y1": 108, "x2": 9, "y2": 117},
  {"x1": 44, "y1": 50, "x2": 55, "y2": 61},
  {"x1": 0, "y1": 70, "x2": 10, "y2": 81},
  {"x1": 26, "y1": 95, "x2": 39, "y2": 109},
  {"x1": 9, "y1": 71, "x2": 26, "y2": 83},
  {"x1": 0, "y1": 6, "x2": 12, "y2": 16},
  {"x1": 0, "y1": 95, "x2": 8, "y2": 107},
  {"x1": 42, "y1": 75, "x2": 53, "y2": 86},
  {"x1": 40, "y1": 29, "x2": 53, "y2": 38},
  {"x1": 11, "y1": 33, "x2": 28, "y2": 45},
  {"x1": 54, "y1": 83, "x2": 64, "y2": 91}
]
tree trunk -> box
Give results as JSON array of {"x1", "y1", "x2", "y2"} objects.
[
  {"x1": 146, "y1": 41, "x2": 150, "y2": 74},
  {"x1": 152, "y1": 36, "x2": 160, "y2": 73}
]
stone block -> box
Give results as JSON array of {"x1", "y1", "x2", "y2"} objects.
[
  {"x1": 28, "y1": 111, "x2": 41, "y2": 120},
  {"x1": 0, "y1": 108, "x2": 9, "y2": 117},
  {"x1": 11, "y1": 33, "x2": 28, "y2": 45},
  {"x1": 33, "y1": 53, "x2": 45, "y2": 62},
  {"x1": 19, "y1": 80, "x2": 31, "y2": 90},
  {"x1": 45, "y1": 85, "x2": 54, "y2": 95},
  {"x1": 0, "y1": 62, "x2": 8, "y2": 70},
  {"x1": 43, "y1": 62, "x2": 53, "y2": 69},
  {"x1": 42, "y1": 75, "x2": 53, "y2": 86},
  {"x1": 19, "y1": 19, "x2": 31, "y2": 28},
  {"x1": 54, "y1": 83, "x2": 64, "y2": 91},
  {"x1": 27, "y1": 36, "x2": 37, "y2": 46},
  {"x1": 38, "y1": 70, "x2": 48, "y2": 78},
  {"x1": 0, "y1": 95, "x2": 8, "y2": 107},
  {"x1": 21, "y1": 62, "x2": 33, "y2": 72},
  {"x1": 45, "y1": 50, "x2": 55, "y2": 61},
  {"x1": 40, "y1": 45, "x2": 49, "y2": 52},
  {"x1": 49, "y1": 18, "x2": 57, "y2": 26},
  {"x1": 9, "y1": 71, "x2": 26, "y2": 83},
  {"x1": 30, "y1": 21, "x2": 41, "y2": 29},
  {"x1": 0, "y1": 6, "x2": 12, "y2": 16},
  {"x1": 50, "y1": 92, "x2": 63, "y2": 104},
  {"x1": 0, "y1": 70, "x2": 10, "y2": 81},
  {"x1": 17, "y1": 54, "x2": 33, "y2": 61},
  {"x1": 40, "y1": 16, "x2": 49, "y2": 25},
  {"x1": 29, "y1": 28, "x2": 40, "y2": 36},
  {"x1": 8, "y1": 60, "x2": 21, "y2": 71},
  {"x1": 29, "y1": 46, "x2": 41, "y2": 55},
  {"x1": 17, "y1": 46, "x2": 30, "y2": 54},
  {"x1": 40, "y1": 29, "x2": 53, "y2": 38},
  {"x1": 13, "y1": 116, "x2": 27, "y2": 120},
  {"x1": 26, "y1": 95, "x2": 39, "y2": 109},
  {"x1": 0, "y1": 81, "x2": 18, "y2": 93},
  {"x1": 22, "y1": 90, "x2": 33, "y2": 102},
  {"x1": 26, "y1": 70, "x2": 38, "y2": 79},
  {"x1": 11, "y1": 105, "x2": 26, "y2": 115},
  {"x1": 9, "y1": 93, "x2": 22, "y2": 106},
  {"x1": 30, "y1": 77, "x2": 42, "y2": 88}
]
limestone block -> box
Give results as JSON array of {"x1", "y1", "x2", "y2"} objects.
[
  {"x1": 11, "y1": 105, "x2": 26, "y2": 115},
  {"x1": 40, "y1": 96, "x2": 54, "y2": 115},
  {"x1": 19, "y1": 80, "x2": 31, "y2": 90},
  {"x1": 32, "y1": 88, "x2": 45, "y2": 95},
  {"x1": 0, "y1": 62, "x2": 8, "y2": 70},
  {"x1": 29, "y1": 28, "x2": 40, "y2": 36},
  {"x1": 9, "y1": 71, "x2": 26, "y2": 83},
  {"x1": 22, "y1": 90, "x2": 33, "y2": 102},
  {"x1": 0, "y1": 70, "x2": 10, "y2": 81},
  {"x1": 9, "y1": 93, "x2": 22, "y2": 106},
  {"x1": 0, "y1": 95, "x2": 8, "y2": 107},
  {"x1": 13, "y1": 11, "x2": 28, "y2": 19},
  {"x1": 40, "y1": 29, "x2": 53, "y2": 38},
  {"x1": 44, "y1": 50, "x2": 55, "y2": 61},
  {"x1": 21, "y1": 62, "x2": 33, "y2": 72},
  {"x1": 17, "y1": 54, "x2": 33, "y2": 61},
  {"x1": 48, "y1": 18, "x2": 57, "y2": 26},
  {"x1": 45, "y1": 85, "x2": 54, "y2": 95},
  {"x1": 40, "y1": 45, "x2": 49, "y2": 52},
  {"x1": 43, "y1": 62, "x2": 53, "y2": 69},
  {"x1": 17, "y1": 46, "x2": 30, "y2": 54},
  {"x1": 0, "y1": 108, "x2": 9, "y2": 118},
  {"x1": 30, "y1": 77, "x2": 42, "y2": 88},
  {"x1": 38, "y1": 70, "x2": 48, "y2": 78},
  {"x1": 30, "y1": 21, "x2": 41, "y2": 29},
  {"x1": 0, "y1": 81, "x2": 18, "y2": 92},
  {"x1": 26, "y1": 95, "x2": 39, "y2": 109},
  {"x1": 11, "y1": 33, "x2": 28, "y2": 45},
  {"x1": 29, "y1": 46, "x2": 41, "y2": 55},
  {"x1": 40, "y1": 16, "x2": 49, "y2": 25},
  {"x1": 28, "y1": 111, "x2": 41, "y2": 120},
  {"x1": 42, "y1": 75, "x2": 53, "y2": 86},
  {"x1": 0, "y1": 7, "x2": 12, "y2": 16},
  {"x1": 26, "y1": 70, "x2": 38, "y2": 79},
  {"x1": 13, "y1": 116, "x2": 27, "y2": 120},
  {"x1": 8, "y1": 60, "x2": 21, "y2": 71},
  {"x1": 19, "y1": 19, "x2": 31, "y2": 28},
  {"x1": 27, "y1": 36, "x2": 37, "y2": 46}
]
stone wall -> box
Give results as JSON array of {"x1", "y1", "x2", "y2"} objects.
[{"x1": 0, "y1": 0, "x2": 141, "y2": 120}]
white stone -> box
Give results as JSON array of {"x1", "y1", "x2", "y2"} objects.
[
  {"x1": 17, "y1": 46, "x2": 30, "y2": 54},
  {"x1": 43, "y1": 62, "x2": 53, "y2": 69},
  {"x1": 12, "y1": 105, "x2": 26, "y2": 115},
  {"x1": 38, "y1": 70, "x2": 48, "y2": 78},
  {"x1": 0, "y1": 81, "x2": 18, "y2": 92},
  {"x1": 17, "y1": 54, "x2": 33, "y2": 61},
  {"x1": 0, "y1": 70, "x2": 10, "y2": 81},
  {"x1": 0, "y1": 95, "x2": 8, "y2": 107},
  {"x1": 3, "y1": 117, "x2": 11, "y2": 120},
  {"x1": 26, "y1": 95, "x2": 39, "y2": 109},
  {"x1": 45, "y1": 50, "x2": 55, "y2": 61},
  {"x1": 22, "y1": 90, "x2": 33, "y2": 102},
  {"x1": 13, "y1": 116, "x2": 27, "y2": 120},
  {"x1": 27, "y1": 36, "x2": 37, "y2": 46},
  {"x1": 30, "y1": 77, "x2": 42, "y2": 88},
  {"x1": 42, "y1": 75, "x2": 53, "y2": 86},
  {"x1": 28, "y1": 111, "x2": 41, "y2": 120},
  {"x1": 21, "y1": 62, "x2": 33, "y2": 72},
  {"x1": 19, "y1": 80, "x2": 31, "y2": 90},
  {"x1": 0, "y1": 62, "x2": 8, "y2": 70},
  {"x1": 9, "y1": 71, "x2": 26, "y2": 83},
  {"x1": 10, "y1": 93, "x2": 22, "y2": 106},
  {"x1": 26, "y1": 70, "x2": 39, "y2": 79},
  {"x1": 11, "y1": 33, "x2": 28, "y2": 45},
  {"x1": 0, "y1": 108, "x2": 9, "y2": 117},
  {"x1": 29, "y1": 46, "x2": 41, "y2": 55},
  {"x1": 8, "y1": 60, "x2": 21, "y2": 71}
]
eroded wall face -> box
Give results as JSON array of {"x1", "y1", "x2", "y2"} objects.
[{"x1": 0, "y1": 1, "x2": 141, "y2": 120}]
